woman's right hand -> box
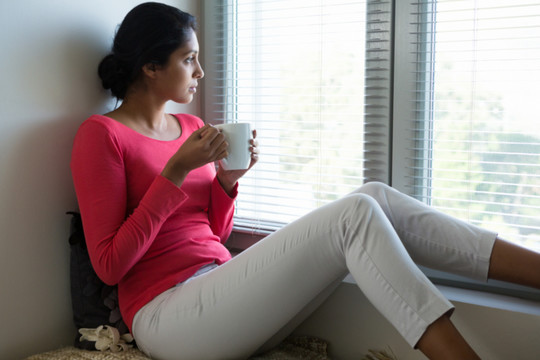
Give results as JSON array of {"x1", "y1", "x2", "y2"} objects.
[{"x1": 161, "y1": 124, "x2": 228, "y2": 187}]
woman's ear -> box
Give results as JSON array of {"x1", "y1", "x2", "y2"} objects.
[{"x1": 142, "y1": 63, "x2": 159, "y2": 79}]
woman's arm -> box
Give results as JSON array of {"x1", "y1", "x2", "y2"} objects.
[
  {"x1": 208, "y1": 176, "x2": 237, "y2": 243},
  {"x1": 71, "y1": 120, "x2": 187, "y2": 285}
]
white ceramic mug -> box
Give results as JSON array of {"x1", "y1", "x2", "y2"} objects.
[{"x1": 214, "y1": 122, "x2": 252, "y2": 170}]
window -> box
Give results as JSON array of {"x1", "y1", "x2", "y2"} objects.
[
  {"x1": 204, "y1": 0, "x2": 540, "y2": 297},
  {"x1": 391, "y1": 0, "x2": 540, "y2": 298},
  {"x1": 394, "y1": 0, "x2": 540, "y2": 254},
  {"x1": 204, "y1": 0, "x2": 392, "y2": 234}
]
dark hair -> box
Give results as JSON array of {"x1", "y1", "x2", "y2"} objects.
[{"x1": 98, "y1": 2, "x2": 197, "y2": 99}]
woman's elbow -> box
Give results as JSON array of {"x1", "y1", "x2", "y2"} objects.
[
  {"x1": 91, "y1": 258, "x2": 123, "y2": 285},
  {"x1": 94, "y1": 268, "x2": 121, "y2": 286}
]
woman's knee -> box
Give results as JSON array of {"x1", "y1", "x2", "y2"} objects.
[
  {"x1": 336, "y1": 193, "x2": 398, "y2": 252},
  {"x1": 339, "y1": 192, "x2": 381, "y2": 222},
  {"x1": 357, "y1": 181, "x2": 391, "y2": 197},
  {"x1": 350, "y1": 181, "x2": 394, "y2": 206}
]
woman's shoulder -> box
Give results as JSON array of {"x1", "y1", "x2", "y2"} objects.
[
  {"x1": 77, "y1": 114, "x2": 129, "y2": 137},
  {"x1": 79, "y1": 114, "x2": 117, "y2": 130},
  {"x1": 73, "y1": 115, "x2": 128, "y2": 149}
]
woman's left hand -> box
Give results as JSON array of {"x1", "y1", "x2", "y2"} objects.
[{"x1": 217, "y1": 129, "x2": 259, "y2": 194}]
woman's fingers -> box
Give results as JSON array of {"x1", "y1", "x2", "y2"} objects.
[
  {"x1": 194, "y1": 124, "x2": 227, "y2": 160},
  {"x1": 194, "y1": 123, "x2": 213, "y2": 138},
  {"x1": 249, "y1": 131, "x2": 259, "y2": 159}
]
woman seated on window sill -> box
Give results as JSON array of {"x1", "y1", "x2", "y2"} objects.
[{"x1": 70, "y1": 3, "x2": 540, "y2": 360}]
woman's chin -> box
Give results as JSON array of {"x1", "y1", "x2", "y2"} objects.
[{"x1": 174, "y1": 95, "x2": 194, "y2": 104}]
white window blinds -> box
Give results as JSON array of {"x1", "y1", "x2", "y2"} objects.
[
  {"x1": 408, "y1": 0, "x2": 540, "y2": 251},
  {"x1": 205, "y1": 0, "x2": 392, "y2": 233}
]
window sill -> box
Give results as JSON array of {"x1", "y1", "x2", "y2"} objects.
[
  {"x1": 343, "y1": 274, "x2": 540, "y2": 316},
  {"x1": 226, "y1": 229, "x2": 266, "y2": 253}
]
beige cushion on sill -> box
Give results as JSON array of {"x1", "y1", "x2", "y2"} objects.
[
  {"x1": 25, "y1": 347, "x2": 150, "y2": 360},
  {"x1": 25, "y1": 336, "x2": 332, "y2": 360}
]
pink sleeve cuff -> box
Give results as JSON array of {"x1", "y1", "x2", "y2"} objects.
[{"x1": 212, "y1": 176, "x2": 239, "y2": 203}]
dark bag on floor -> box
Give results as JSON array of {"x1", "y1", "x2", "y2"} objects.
[{"x1": 67, "y1": 211, "x2": 129, "y2": 350}]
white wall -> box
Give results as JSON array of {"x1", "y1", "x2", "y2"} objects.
[{"x1": 0, "y1": 1, "x2": 200, "y2": 359}]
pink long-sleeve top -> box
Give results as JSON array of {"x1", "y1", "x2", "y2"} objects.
[{"x1": 70, "y1": 114, "x2": 236, "y2": 331}]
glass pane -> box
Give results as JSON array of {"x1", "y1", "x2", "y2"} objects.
[
  {"x1": 426, "y1": 0, "x2": 540, "y2": 251},
  {"x1": 228, "y1": 0, "x2": 368, "y2": 225}
]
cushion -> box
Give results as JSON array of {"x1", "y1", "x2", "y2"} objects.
[
  {"x1": 67, "y1": 212, "x2": 130, "y2": 350},
  {"x1": 250, "y1": 336, "x2": 331, "y2": 359},
  {"x1": 26, "y1": 336, "x2": 331, "y2": 360},
  {"x1": 25, "y1": 347, "x2": 149, "y2": 360}
]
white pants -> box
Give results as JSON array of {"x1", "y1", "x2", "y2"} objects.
[{"x1": 132, "y1": 182, "x2": 497, "y2": 360}]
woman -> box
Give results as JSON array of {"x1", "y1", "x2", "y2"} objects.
[{"x1": 71, "y1": 3, "x2": 540, "y2": 359}]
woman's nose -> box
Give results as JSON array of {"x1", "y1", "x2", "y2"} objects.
[{"x1": 195, "y1": 62, "x2": 204, "y2": 79}]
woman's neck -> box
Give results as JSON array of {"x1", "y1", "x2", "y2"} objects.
[
  {"x1": 116, "y1": 89, "x2": 167, "y2": 124},
  {"x1": 105, "y1": 94, "x2": 181, "y2": 141}
]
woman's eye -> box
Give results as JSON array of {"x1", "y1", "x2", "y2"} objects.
[{"x1": 185, "y1": 56, "x2": 195, "y2": 63}]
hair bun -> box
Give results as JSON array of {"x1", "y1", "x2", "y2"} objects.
[{"x1": 97, "y1": 54, "x2": 129, "y2": 99}]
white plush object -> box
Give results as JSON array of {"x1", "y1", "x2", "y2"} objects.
[{"x1": 78, "y1": 325, "x2": 134, "y2": 352}]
